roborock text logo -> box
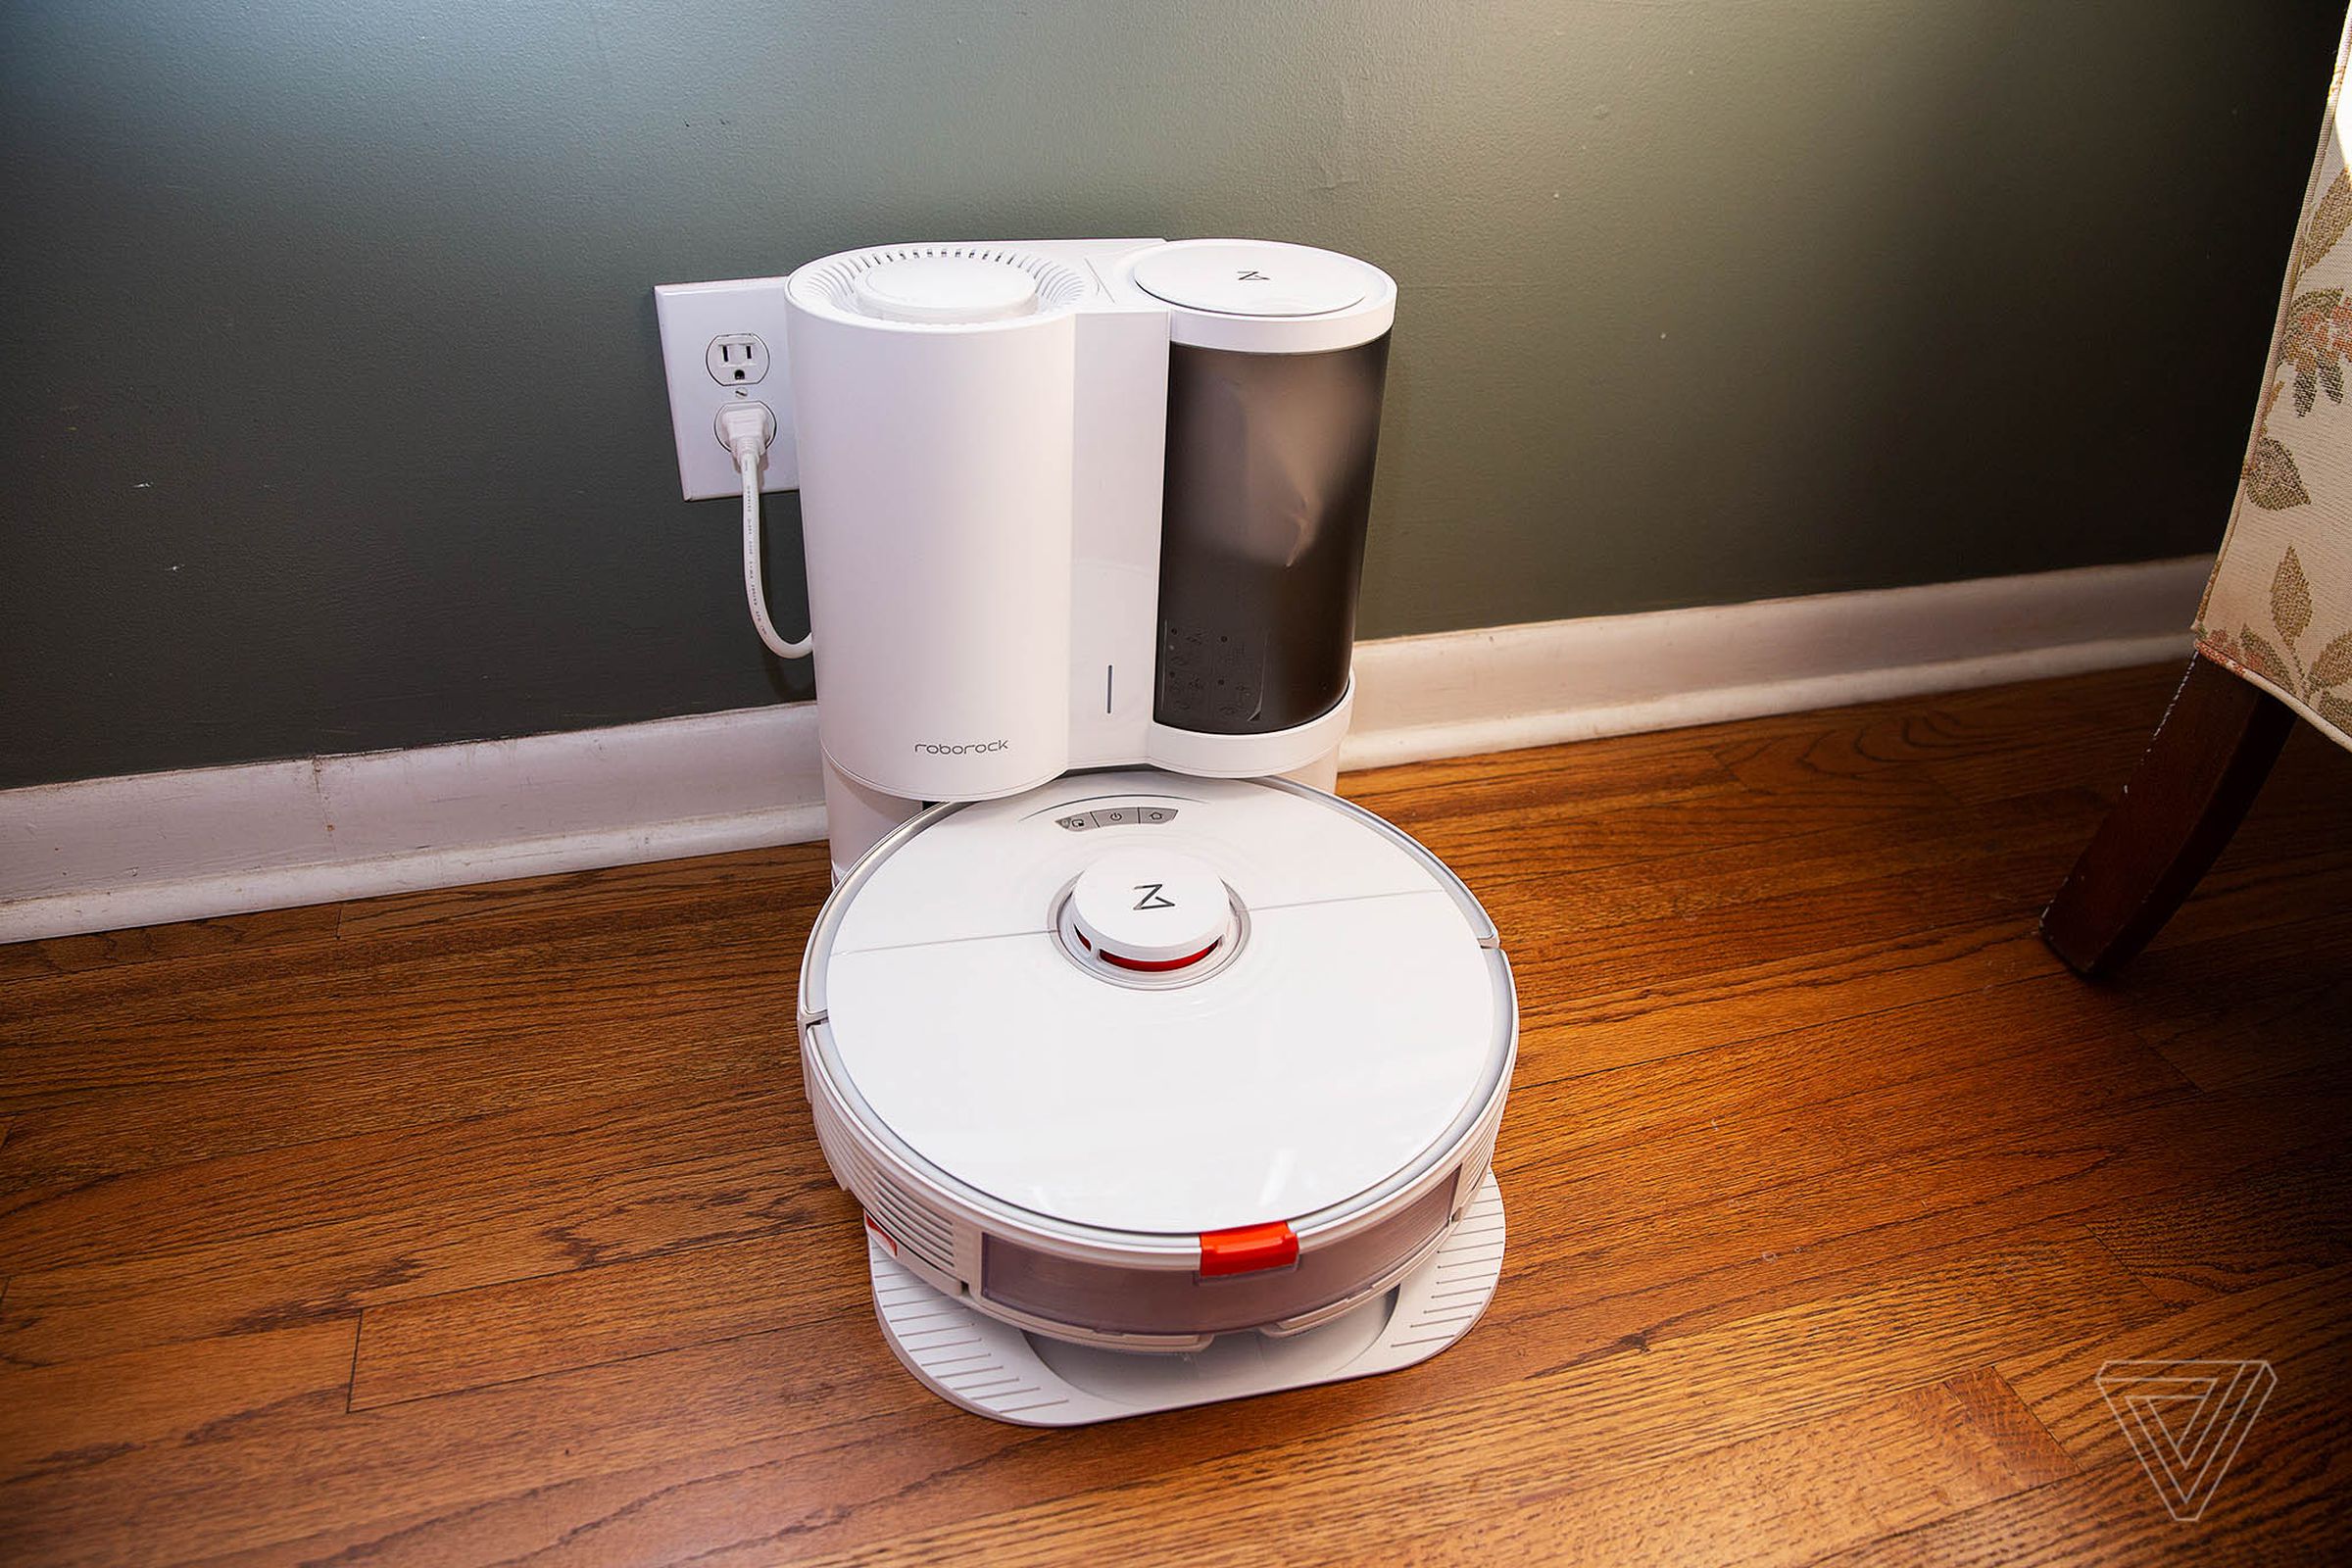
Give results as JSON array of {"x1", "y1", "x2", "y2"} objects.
[
  {"x1": 911, "y1": 739, "x2": 1008, "y2": 756},
  {"x1": 2097, "y1": 1359, "x2": 2277, "y2": 1522}
]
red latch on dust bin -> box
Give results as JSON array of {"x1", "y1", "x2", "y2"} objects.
[{"x1": 1199, "y1": 1220, "x2": 1299, "y2": 1276}]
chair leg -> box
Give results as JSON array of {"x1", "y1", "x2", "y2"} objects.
[{"x1": 2041, "y1": 653, "x2": 2297, "y2": 976}]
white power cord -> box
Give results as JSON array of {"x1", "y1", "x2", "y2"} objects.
[{"x1": 719, "y1": 403, "x2": 812, "y2": 660}]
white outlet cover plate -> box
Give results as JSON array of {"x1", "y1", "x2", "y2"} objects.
[{"x1": 654, "y1": 276, "x2": 799, "y2": 500}]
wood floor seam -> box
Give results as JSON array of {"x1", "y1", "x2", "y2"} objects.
[{"x1": 348, "y1": 1306, "x2": 872, "y2": 1415}]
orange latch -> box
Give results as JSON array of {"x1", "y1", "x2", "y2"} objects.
[{"x1": 1199, "y1": 1220, "x2": 1299, "y2": 1276}]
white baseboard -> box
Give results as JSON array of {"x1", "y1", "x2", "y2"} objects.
[
  {"x1": 0, "y1": 555, "x2": 2207, "y2": 944},
  {"x1": 1340, "y1": 554, "x2": 2208, "y2": 770},
  {"x1": 0, "y1": 705, "x2": 829, "y2": 946}
]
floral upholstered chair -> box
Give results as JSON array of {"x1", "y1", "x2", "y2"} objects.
[{"x1": 2043, "y1": 12, "x2": 2352, "y2": 974}]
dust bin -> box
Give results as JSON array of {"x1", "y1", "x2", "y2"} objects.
[{"x1": 1132, "y1": 240, "x2": 1396, "y2": 737}]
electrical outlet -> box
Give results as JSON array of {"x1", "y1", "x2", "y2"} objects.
[
  {"x1": 654, "y1": 276, "x2": 799, "y2": 500},
  {"x1": 707, "y1": 333, "x2": 768, "y2": 385}
]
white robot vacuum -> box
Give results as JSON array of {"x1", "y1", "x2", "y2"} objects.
[{"x1": 799, "y1": 770, "x2": 1513, "y2": 1424}]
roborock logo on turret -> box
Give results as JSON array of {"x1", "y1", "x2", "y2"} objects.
[{"x1": 911, "y1": 739, "x2": 1009, "y2": 756}]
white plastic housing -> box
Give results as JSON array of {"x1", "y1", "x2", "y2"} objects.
[
  {"x1": 754, "y1": 237, "x2": 1398, "y2": 868},
  {"x1": 786, "y1": 251, "x2": 1085, "y2": 802}
]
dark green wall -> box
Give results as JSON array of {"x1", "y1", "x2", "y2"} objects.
[{"x1": 3, "y1": 1, "x2": 2339, "y2": 788}]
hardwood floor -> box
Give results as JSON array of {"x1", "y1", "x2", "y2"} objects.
[{"x1": 2, "y1": 662, "x2": 2346, "y2": 1566}]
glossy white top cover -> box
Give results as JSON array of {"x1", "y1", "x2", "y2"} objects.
[
  {"x1": 1133, "y1": 240, "x2": 1367, "y2": 317},
  {"x1": 808, "y1": 772, "x2": 1509, "y2": 1236},
  {"x1": 851, "y1": 254, "x2": 1041, "y2": 323},
  {"x1": 1125, "y1": 239, "x2": 1396, "y2": 354}
]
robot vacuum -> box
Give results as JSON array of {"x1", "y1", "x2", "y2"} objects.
[{"x1": 798, "y1": 768, "x2": 1516, "y2": 1425}]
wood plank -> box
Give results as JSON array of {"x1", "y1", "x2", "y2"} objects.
[
  {"x1": 2139, "y1": 983, "x2": 2352, "y2": 1091},
  {"x1": 2080, "y1": 1150, "x2": 2352, "y2": 1304},
  {"x1": 1371, "y1": 1368, "x2": 2075, "y2": 1568},
  {"x1": 0, "y1": 906, "x2": 806, "y2": 1122},
  {"x1": 0, "y1": 1313, "x2": 945, "y2": 1567},
  {"x1": 1424, "y1": 783, "x2": 2094, "y2": 926},
  {"x1": 332, "y1": 840, "x2": 833, "y2": 954},
  {"x1": 0, "y1": 903, "x2": 342, "y2": 985},
  {"x1": 0, "y1": 1077, "x2": 843, "y2": 1367},
  {"x1": 1751, "y1": 662, "x2": 2180, "y2": 754},
  {"x1": 1505, "y1": 972, "x2": 2189, "y2": 1182},
  {"x1": 1814, "y1": 1439, "x2": 2345, "y2": 1568},
  {"x1": 1524, "y1": 814, "x2": 2349, "y2": 1022},
  {"x1": 0, "y1": 1020, "x2": 784, "y2": 1191},
  {"x1": 0, "y1": 1318, "x2": 355, "y2": 1477},
  {"x1": 0, "y1": 1073, "x2": 806, "y2": 1275},
  {"x1": 1509, "y1": 842, "x2": 2075, "y2": 1020},
  {"x1": 2117, "y1": 903, "x2": 2352, "y2": 1100},
  {"x1": 1348, "y1": 697, "x2": 2026, "y2": 924},
  {"x1": 1342, "y1": 725, "x2": 1741, "y2": 821},
  {"x1": 1508, "y1": 920, "x2": 2056, "y2": 1077},
  {"x1": 1519, "y1": 840, "x2": 2352, "y2": 1078},
  {"x1": 1819, "y1": 1265, "x2": 2352, "y2": 1566},
  {"x1": 1708, "y1": 734, "x2": 1971, "y2": 812},
  {"x1": 1696, "y1": 663, "x2": 2179, "y2": 806},
  {"x1": 0, "y1": 843, "x2": 828, "y2": 1078},
  {"x1": 1712, "y1": 667, "x2": 2182, "y2": 808},
  {"x1": 2001, "y1": 1261, "x2": 2348, "y2": 1469},
  {"x1": 7, "y1": 869, "x2": 2232, "y2": 1370},
  {"x1": 2118, "y1": 906, "x2": 2352, "y2": 1090},
  {"x1": 1477, "y1": 1070, "x2": 2348, "y2": 1399},
  {"x1": 349, "y1": 1229, "x2": 852, "y2": 1411},
  {"x1": 1494, "y1": 662, "x2": 2177, "y2": 799}
]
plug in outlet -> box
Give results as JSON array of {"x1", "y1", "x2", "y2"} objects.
[{"x1": 654, "y1": 276, "x2": 799, "y2": 500}]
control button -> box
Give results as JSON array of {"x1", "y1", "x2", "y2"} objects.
[
  {"x1": 1058, "y1": 803, "x2": 1180, "y2": 830},
  {"x1": 1067, "y1": 848, "x2": 1233, "y2": 970}
]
